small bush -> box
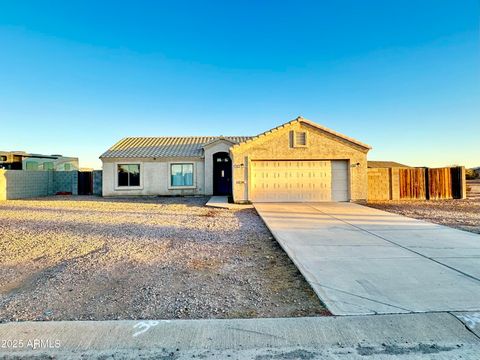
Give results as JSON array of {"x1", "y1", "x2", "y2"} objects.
[{"x1": 466, "y1": 168, "x2": 479, "y2": 180}]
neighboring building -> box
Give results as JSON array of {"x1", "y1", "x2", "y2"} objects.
[
  {"x1": 100, "y1": 117, "x2": 371, "y2": 202},
  {"x1": 0, "y1": 151, "x2": 79, "y2": 171},
  {"x1": 368, "y1": 161, "x2": 410, "y2": 168}
]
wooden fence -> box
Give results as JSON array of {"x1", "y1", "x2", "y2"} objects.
[
  {"x1": 368, "y1": 166, "x2": 466, "y2": 201},
  {"x1": 467, "y1": 180, "x2": 480, "y2": 199},
  {"x1": 398, "y1": 168, "x2": 426, "y2": 200}
]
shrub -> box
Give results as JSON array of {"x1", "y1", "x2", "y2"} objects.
[{"x1": 466, "y1": 168, "x2": 479, "y2": 180}]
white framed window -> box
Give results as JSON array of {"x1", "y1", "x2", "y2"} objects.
[
  {"x1": 117, "y1": 164, "x2": 141, "y2": 187},
  {"x1": 290, "y1": 130, "x2": 308, "y2": 147},
  {"x1": 169, "y1": 163, "x2": 195, "y2": 188}
]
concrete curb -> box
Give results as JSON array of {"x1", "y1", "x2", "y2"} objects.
[{"x1": 0, "y1": 313, "x2": 479, "y2": 358}]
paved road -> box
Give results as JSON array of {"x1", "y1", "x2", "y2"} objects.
[
  {"x1": 254, "y1": 202, "x2": 480, "y2": 315},
  {"x1": 0, "y1": 313, "x2": 479, "y2": 359}
]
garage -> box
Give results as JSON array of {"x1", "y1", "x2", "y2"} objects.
[
  {"x1": 230, "y1": 117, "x2": 371, "y2": 203},
  {"x1": 250, "y1": 160, "x2": 349, "y2": 202}
]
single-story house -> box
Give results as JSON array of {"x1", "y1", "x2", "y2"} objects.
[{"x1": 100, "y1": 117, "x2": 371, "y2": 202}]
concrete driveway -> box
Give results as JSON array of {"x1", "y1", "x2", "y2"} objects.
[{"x1": 254, "y1": 202, "x2": 480, "y2": 315}]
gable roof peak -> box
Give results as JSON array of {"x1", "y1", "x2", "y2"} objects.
[{"x1": 232, "y1": 117, "x2": 372, "y2": 150}]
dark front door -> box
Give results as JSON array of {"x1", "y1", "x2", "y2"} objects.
[{"x1": 213, "y1": 152, "x2": 232, "y2": 195}]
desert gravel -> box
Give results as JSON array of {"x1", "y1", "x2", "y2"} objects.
[
  {"x1": 0, "y1": 196, "x2": 327, "y2": 322},
  {"x1": 367, "y1": 198, "x2": 480, "y2": 234}
]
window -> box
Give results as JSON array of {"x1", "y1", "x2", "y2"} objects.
[
  {"x1": 291, "y1": 130, "x2": 307, "y2": 147},
  {"x1": 64, "y1": 163, "x2": 71, "y2": 171},
  {"x1": 117, "y1": 164, "x2": 140, "y2": 187},
  {"x1": 25, "y1": 161, "x2": 39, "y2": 170},
  {"x1": 0, "y1": 156, "x2": 7, "y2": 161},
  {"x1": 171, "y1": 163, "x2": 194, "y2": 187},
  {"x1": 44, "y1": 162, "x2": 54, "y2": 171}
]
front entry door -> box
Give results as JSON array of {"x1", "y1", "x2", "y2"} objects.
[{"x1": 213, "y1": 152, "x2": 232, "y2": 195}]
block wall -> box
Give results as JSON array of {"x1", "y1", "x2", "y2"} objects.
[
  {"x1": 0, "y1": 170, "x2": 78, "y2": 200},
  {"x1": 93, "y1": 170, "x2": 103, "y2": 196},
  {"x1": 54, "y1": 171, "x2": 78, "y2": 195},
  {"x1": 367, "y1": 168, "x2": 391, "y2": 201}
]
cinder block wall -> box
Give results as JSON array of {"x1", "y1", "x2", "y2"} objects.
[
  {"x1": 367, "y1": 168, "x2": 391, "y2": 201},
  {"x1": 0, "y1": 170, "x2": 79, "y2": 200},
  {"x1": 4, "y1": 170, "x2": 54, "y2": 199},
  {"x1": 0, "y1": 170, "x2": 7, "y2": 200},
  {"x1": 54, "y1": 171, "x2": 78, "y2": 195},
  {"x1": 93, "y1": 170, "x2": 103, "y2": 195},
  {"x1": 367, "y1": 168, "x2": 403, "y2": 201}
]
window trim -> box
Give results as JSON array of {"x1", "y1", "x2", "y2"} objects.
[
  {"x1": 168, "y1": 162, "x2": 196, "y2": 189},
  {"x1": 114, "y1": 162, "x2": 143, "y2": 190},
  {"x1": 291, "y1": 130, "x2": 308, "y2": 148}
]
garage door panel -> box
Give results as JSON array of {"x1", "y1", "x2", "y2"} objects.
[
  {"x1": 332, "y1": 160, "x2": 349, "y2": 201},
  {"x1": 250, "y1": 160, "x2": 348, "y2": 202}
]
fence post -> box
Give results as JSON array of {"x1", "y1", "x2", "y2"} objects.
[
  {"x1": 424, "y1": 167, "x2": 430, "y2": 200},
  {"x1": 390, "y1": 167, "x2": 400, "y2": 200},
  {"x1": 460, "y1": 166, "x2": 467, "y2": 199}
]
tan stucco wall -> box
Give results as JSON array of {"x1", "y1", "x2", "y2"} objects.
[
  {"x1": 203, "y1": 140, "x2": 234, "y2": 195},
  {"x1": 230, "y1": 121, "x2": 369, "y2": 203},
  {"x1": 102, "y1": 157, "x2": 205, "y2": 196}
]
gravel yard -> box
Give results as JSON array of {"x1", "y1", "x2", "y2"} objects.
[
  {"x1": 0, "y1": 196, "x2": 327, "y2": 322},
  {"x1": 367, "y1": 198, "x2": 480, "y2": 234}
]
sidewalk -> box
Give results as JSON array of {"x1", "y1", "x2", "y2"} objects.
[{"x1": 0, "y1": 312, "x2": 479, "y2": 359}]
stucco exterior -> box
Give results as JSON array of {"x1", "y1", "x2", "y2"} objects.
[
  {"x1": 230, "y1": 120, "x2": 369, "y2": 203},
  {"x1": 102, "y1": 157, "x2": 205, "y2": 196},
  {"x1": 203, "y1": 139, "x2": 235, "y2": 196},
  {"x1": 100, "y1": 117, "x2": 371, "y2": 201}
]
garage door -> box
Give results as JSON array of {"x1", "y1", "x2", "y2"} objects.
[{"x1": 250, "y1": 160, "x2": 349, "y2": 202}]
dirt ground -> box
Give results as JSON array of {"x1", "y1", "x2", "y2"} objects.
[
  {"x1": 0, "y1": 196, "x2": 328, "y2": 322},
  {"x1": 367, "y1": 198, "x2": 480, "y2": 234}
]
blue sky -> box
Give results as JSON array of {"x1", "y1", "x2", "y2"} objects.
[{"x1": 0, "y1": 1, "x2": 478, "y2": 169}]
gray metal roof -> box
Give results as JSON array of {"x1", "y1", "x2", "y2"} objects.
[{"x1": 100, "y1": 136, "x2": 252, "y2": 159}]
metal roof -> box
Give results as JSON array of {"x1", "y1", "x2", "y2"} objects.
[{"x1": 100, "y1": 136, "x2": 252, "y2": 159}]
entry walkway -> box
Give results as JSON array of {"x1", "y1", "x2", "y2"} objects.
[
  {"x1": 206, "y1": 196, "x2": 253, "y2": 210},
  {"x1": 254, "y1": 202, "x2": 480, "y2": 315}
]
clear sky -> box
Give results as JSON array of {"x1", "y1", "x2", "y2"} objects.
[{"x1": 0, "y1": 1, "x2": 478, "y2": 169}]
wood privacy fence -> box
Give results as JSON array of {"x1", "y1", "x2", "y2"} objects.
[
  {"x1": 467, "y1": 180, "x2": 480, "y2": 199},
  {"x1": 368, "y1": 166, "x2": 466, "y2": 201}
]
